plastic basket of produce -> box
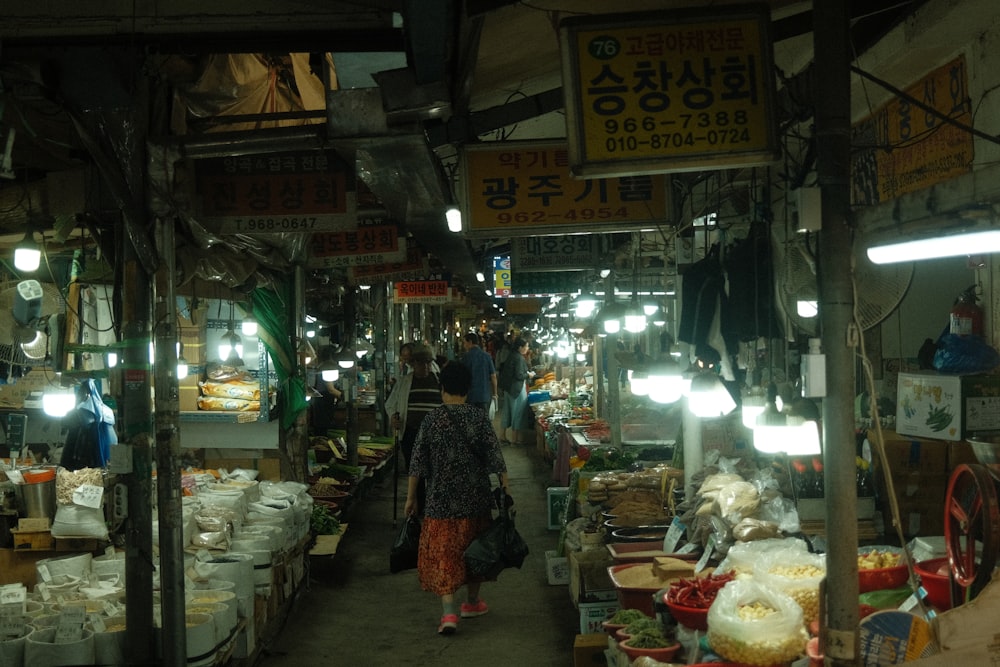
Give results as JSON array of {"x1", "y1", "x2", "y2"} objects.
[
  {"x1": 858, "y1": 546, "x2": 908, "y2": 593},
  {"x1": 914, "y1": 557, "x2": 952, "y2": 610}
]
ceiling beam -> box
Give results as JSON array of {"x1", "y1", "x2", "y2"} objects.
[{"x1": 426, "y1": 88, "x2": 564, "y2": 148}]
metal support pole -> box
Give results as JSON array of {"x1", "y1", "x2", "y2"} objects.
[
  {"x1": 344, "y1": 289, "x2": 359, "y2": 468},
  {"x1": 153, "y1": 219, "x2": 187, "y2": 667},
  {"x1": 815, "y1": 2, "x2": 860, "y2": 664}
]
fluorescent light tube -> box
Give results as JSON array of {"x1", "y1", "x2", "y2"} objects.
[{"x1": 867, "y1": 229, "x2": 1000, "y2": 264}]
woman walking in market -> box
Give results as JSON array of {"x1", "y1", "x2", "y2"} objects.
[
  {"x1": 498, "y1": 337, "x2": 534, "y2": 445},
  {"x1": 404, "y1": 361, "x2": 510, "y2": 636}
]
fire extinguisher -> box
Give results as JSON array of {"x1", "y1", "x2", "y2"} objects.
[{"x1": 949, "y1": 285, "x2": 983, "y2": 336}]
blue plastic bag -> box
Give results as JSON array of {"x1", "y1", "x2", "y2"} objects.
[
  {"x1": 933, "y1": 334, "x2": 1000, "y2": 374},
  {"x1": 60, "y1": 379, "x2": 117, "y2": 470}
]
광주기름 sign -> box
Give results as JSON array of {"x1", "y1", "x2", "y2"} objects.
[
  {"x1": 559, "y1": 6, "x2": 779, "y2": 178},
  {"x1": 193, "y1": 149, "x2": 356, "y2": 233},
  {"x1": 462, "y1": 141, "x2": 668, "y2": 236}
]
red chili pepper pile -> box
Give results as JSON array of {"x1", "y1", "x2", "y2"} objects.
[{"x1": 666, "y1": 572, "x2": 736, "y2": 609}]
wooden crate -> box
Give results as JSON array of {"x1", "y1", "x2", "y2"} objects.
[{"x1": 11, "y1": 529, "x2": 55, "y2": 550}]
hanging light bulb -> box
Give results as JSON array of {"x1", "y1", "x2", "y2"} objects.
[
  {"x1": 333, "y1": 346, "x2": 356, "y2": 369},
  {"x1": 741, "y1": 388, "x2": 767, "y2": 429},
  {"x1": 321, "y1": 366, "x2": 340, "y2": 382},
  {"x1": 446, "y1": 206, "x2": 463, "y2": 232},
  {"x1": 218, "y1": 325, "x2": 243, "y2": 361},
  {"x1": 573, "y1": 291, "x2": 599, "y2": 318},
  {"x1": 42, "y1": 383, "x2": 76, "y2": 417},
  {"x1": 107, "y1": 351, "x2": 118, "y2": 368},
  {"x1": 647, "y1": 359, "x2": 684, "y2": 404},
  {"x1": 241, "y1": 305, "x2": 258, "y2": 336},
  {"x1": 623, "y1": 302, "x2": 647, "y2": 333},
  {"x1": 687, "y1": 371, "x2": 737, "y2": 417},
  {"x1": 629, "y1": 369, "x2": 650, "y2": 396},
  {"x1": 176, "y1": 340, "x2": 189, "y2": 380},
  {"x1": 14, "y1": 229, "x2": 41, "y2": 272},
  {"x1": 753, "y1": 398, "x2": 822, "y2": 456}
]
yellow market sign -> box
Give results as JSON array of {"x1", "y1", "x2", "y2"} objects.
[
  {"x1": 851, "y1": 55, "x2": 973, "y2": 206},
  {"x1": 462, "y1": 141, "x2": 668, "y2": 236},
  {"x1": 559, "y1": 5, "x2": 779, "y2": 178}
]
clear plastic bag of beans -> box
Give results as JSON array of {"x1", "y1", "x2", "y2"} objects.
[{"x1": 706, "y1": 579, "x2": 807, "y2": 666}]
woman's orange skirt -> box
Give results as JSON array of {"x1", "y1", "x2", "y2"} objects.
[{"x1": 417, "y1": 514, "x2": 492, "y2": 596}]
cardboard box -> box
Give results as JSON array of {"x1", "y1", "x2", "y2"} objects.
[
  {"x1": 0, "y1": 369, "x2": 52, "y2": 408},
  {"x1": 578, "y1": 600, "x2": 620, "y2": 634},
  {"x1": 574, "y1": 633, "x2": 610, "y2": 667},
  {"x1": 570, "y1": 548, "x2": 617, "y2": 605},
  {"x1": 179, "y1": 377, "x2": 201, "y2": 412},
  {"x1": 547, "y1": 486, "x2": 570, "y2": 530},
  {"x1": 179, "y1": 326, "x2": 207, "y2": 365},
  {"x1": 546, "y1": 549, "x2": 569, "y2": 585},
  {"x1": 895, "y1": 372, "x2": 1000, "y2": 441},
  {"x1": 874, "y1": 432, "x2": 949, "y2": 477},
  {"x1": 17, "y1": 517, "x2": 50, "y2": 531}
]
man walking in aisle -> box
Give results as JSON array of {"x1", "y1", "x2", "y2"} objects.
[{"x1": 461, "y1": 332, "x2": 497, "y2": 414}]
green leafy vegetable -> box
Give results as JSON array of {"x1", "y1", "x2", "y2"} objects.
[{"x1": 311, "y1": 504, "x2": 341, "y2": 535}]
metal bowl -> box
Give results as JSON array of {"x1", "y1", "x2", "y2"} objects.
[{"x1": 965, "y1": 435, "x2": 1000, "y2": 479}]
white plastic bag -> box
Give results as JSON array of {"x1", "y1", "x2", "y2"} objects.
[
  {"x1": 706, "y1": 579, "x2": 807, "y2": 666},
  {"x1": 756, "y1": 550, "x2": 826, "y2": 624},
  {"x1": 50, "y1": 504, "x2": 109, "y2": 540}
]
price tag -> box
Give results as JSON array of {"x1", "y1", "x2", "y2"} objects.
[
  {"x1": 694, "y1": 536, "x2": 716, "y2": 574},
  {"x1": 0, "y1": 604, "x2": 25, "y2": 638},
  {"x1": 662, "y1": 517, "x2": 686, "y2": 554},
  {"x1": 0, "y1": 585, "x2": 26, "y2": 610},
  {"x1": 73, "y1": 484, "x2": 105, "y2": 509},
  {"x1": 676, "y1": 542, "x2": 699, "y2": 555},
  {"x1": 195, "y1": 549, "x2": 212, "y2": 562},
  {"x1": 5, "y1": 470, "x2": 23, "y2": 484},
  {"x1": 54, "y1": 622, "x2": 84, "y2": 644},
  {"x1": 103, "y1": 600, "x2": 121, "y2": 617},
  {"x1": 88, "y1": 613, "x2": 106, "y2": 633},
  {"x1": 37, "y1": 564, "x2": 52, "y2": 583},
  {"x1": 36, "y1": 581, "x2": 50, "y2": 601}
]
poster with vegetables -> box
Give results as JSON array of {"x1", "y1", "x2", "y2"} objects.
[{"x1": 895, "y1": 372, "x2": 962, "y2": 441}]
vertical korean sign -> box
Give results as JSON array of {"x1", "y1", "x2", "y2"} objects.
[
  {"x1": 494, "y1": 257, "x2": 511, "y2": 297},
  {"x1": 559, "y1": 6, "x2": 779, "y2": 178}
]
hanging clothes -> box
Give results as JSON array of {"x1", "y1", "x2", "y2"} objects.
[
  {"x1": 723, "y1": 222, "x2": 782, "y2": 342},
  {"x1": 677, "y1": 244, "x2": 738, "y2": 376}
]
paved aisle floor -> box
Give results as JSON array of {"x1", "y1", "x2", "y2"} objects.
[{"x1": 256, "y1": 440, "x2": 580, "y2": 666}]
